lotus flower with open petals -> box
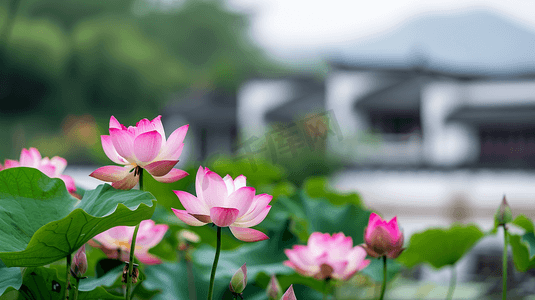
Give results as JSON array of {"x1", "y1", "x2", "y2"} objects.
[
  {"x1": 91, "y1": 219, "x2": 168, "y2": 265},
  {"x1": 172, "y1": 166, "x2": 272, "y2": 242},
  {"x1": 0, "y1": 147, "x2": 76, "y2": 193},
  {"x1": 284, "y1": 232, "x2": 370, "y2": 281},
  {"x1": 90, "y1": 115, "x2": 189, "y2": 190}
]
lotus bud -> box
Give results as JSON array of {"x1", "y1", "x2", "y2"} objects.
[
  {"x1": 71, "y1": 245, "x2": 87, "y2": 278},
  {"x1": 361, "y1": 213, "x2": 404, "y2": 259},
  {"x1": 229, "y1": 263, "x2": 247, "y2": 295},
  {"x1": 267, "y1": 275, "x2": 282, "y2": 300},
  {"x1": 281, "y1": 285, "x2": 297, "y2": 300},
  {"x1": 495, "y1": 195, "x2": 512, "y2": 226}
]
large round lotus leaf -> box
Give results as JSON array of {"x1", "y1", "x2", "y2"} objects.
[
  {"x1": 0, "y1": 167, "x2": 156, "y2": 267},
  {"x1": 397, "y1": 223, "x2": 484, "y2": 269},
  {"x1": 0, "y1": 261, "x2": 22, "y2": 295},
  {"x1": 0, "y1": 267, "x2": 122, "y2": 300}
]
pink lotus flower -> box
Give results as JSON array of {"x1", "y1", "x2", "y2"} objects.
[
  {"x1": 281, "y1": 285, "x2": 297, "y2": 300},
  {"x1": 361, "y1": 213, "x2": 404, "y2": 259},
  {"x1": 90, "y1": 115, "x2": 189, "y2": 190},
  {"x1": 0, "y1": 147, "x2": 76, "y2": 193},
  {"x1": 284, "y1": 232, "x2": 370, "y2": 281},
  {"x1": 91, "y1": 219, "x2": 168, "y2": 265},
  {"x1": 171, "y1": 166, "x2": 272, "y2": 242}
]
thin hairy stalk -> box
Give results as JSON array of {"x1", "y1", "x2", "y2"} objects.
[
  {"x1": 125, "y1": 224, "x2": 140, "y2": 299},
  {"x1": 186, "y1": 258, "x2": 197, "y2": 300},
  {"x1": 72, "y1": 277, "x2": 80, "y2": 300},
  {"x1": 125, "y1": 168, "x2": 143, "y2": 300},
  {"x1": 323, "y1": 279, "x2": 327, "y2": 300},
  {"x1": 138, "y1": 167, "x2": 144, "y2": 191},
  {"x1": 446, "y1": 266, "x2": 456, "y2": 300},
  {"x1": 65, "y1": 254, "x2": 72, "y2": 300},
  {"x1": 502, "y1": 225, "x2": 508, "y2": 300},
  {"x1": 378, "y1": 256, "x2": 387, "y2": 300},
  {"x1": 207, "y1": 226, "x2": 222, "y2": 300}
]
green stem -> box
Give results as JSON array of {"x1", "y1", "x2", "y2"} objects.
[
  {"x1": 207, "y1": 226, "x2": 222, "y2": 300},
  {"x1": 502, "y1": 225, "x2": 508, "y2": 300},
  {"x1": 186, "y1": 258, "x2": 197, "y2": 300},
  {"x1": 65, "y1": 254, "x2": 72, "y2": 300},
  {"x1": 374, "y1": 280, "x2": 380, "y2": 300},
  {"x1": 446, "y1": 266, "x2": 456, "y2": 300},
  {"x1": 72, "y1": 277, "x2": 80, "y2": 300},
  {"x1": 125, "y1": 168, "x2": 144, "y2": 300},
  {"x1": 378, "y1": 256, "x2": 387, "y2": 300},
  {"x1": 323, "y1": 279, "x2": 327, "y2": 300},
  {"x1": 125, "y1": 223, "x2": 140, "y2": 300},
  {"x1": 0, "y1": 0, "x2": 23, "y2": 100},
  {"x1": 0, "y1": 0, "x2": 22, "y2": 55},
  {"x1": 138, "y1": 168, "x2": 143, "y2": 191}
]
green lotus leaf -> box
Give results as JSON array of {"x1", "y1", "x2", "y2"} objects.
[
  {"x1": 0, "y1": 167, "x2": 156, "y2": 267},
  {"x1": 0, "y1": 261, "x2": 22, "y2": 295},
  {"x1": 510, "y1": 232, "x2": 535, "y2": 272},
  {"x1": 303, "y1": 177, "x2": 362, "y2": 207},
  {"x1": 512, "y1": 214, "x2": 535, "y2": 233},
  {"x1": 0, "y1": 267, "x2": 122, "y2": 300},
  {"x1": 397, "y1": 223, "x2": 485, "y2": 269}
]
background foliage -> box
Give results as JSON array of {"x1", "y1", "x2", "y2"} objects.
[{"x1": 0, "y1": 0, "x2": 287, "y2": 163}]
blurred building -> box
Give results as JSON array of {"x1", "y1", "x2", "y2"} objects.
[
  {"x1": 235, "y1": 10, "x2": 535, "y2": 231},
  {"x1": 326, "y1": 64, "x2": 535, "y2": 169},
  {"x1": 162, "y1": 89, "x2": 238, "y2": 164},
  {"x1": 238, "y1": 65, "x2": 535, "y2": 170},
  {"x1": 234, "y1": 62, "x2": 535, "y2": 289},
  {"x1": 237, "y1": 75, "x2": 325, "y2": 139}
]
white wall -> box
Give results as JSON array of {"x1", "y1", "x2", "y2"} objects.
[
  {"x1": 465, "y1": 80, "x2": 535, "y2": 106},
  {"x1": 325, "y1": 70, "x2": 400, "y2": 160},
  {"x1": 237, "y1": 79, "x2": 295, "y2": 139},
  {"x1": 422, "y1": 79, "x2": 535, "y2": 167},
  {"x1": 325, "y1": 70, "x2": 386, "y2": 136},
  {"x1": 421, "y1": 80, "x2": 479, "y2": 166}
]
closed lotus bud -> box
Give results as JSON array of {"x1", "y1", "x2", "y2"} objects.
[
  {"x1": 361, "y1": 213, "x2": 404, "y2": 259},
  {"x1": 71, "y1": 245, "x2": 87, "y2": 278},
  {"x1": 267, "y1": 275, "x2": 282, "y2": 300},
  {"x1": 495, "y1": 195, "x2": 512, "y2": 226},
  {"x1": 281, "y1": 284, "x2": 297, "y2": 300},
  {"x1": 229, "y1": 263, "x2": 247, "y2": 294}
]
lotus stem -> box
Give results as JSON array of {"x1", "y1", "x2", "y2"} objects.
[
  {"x1": 125, "y1": 168, "x2": 143, "y2": 300},
  {"x1": 125, "y1": 223, "x2": 140, "y2": 300},
  {"x1": 186, "y1": 258, "x2": 197, "y2": 300},
  {"x1": 138, "y1": 167, "x2": 144, "y2": 191},
  {"x1": 502, "y1": 224, "x2": 508, "y2": 300},
  {"x1": 378, "y1": 256, "x2": 387, "y2": 300},
  {"x1": 72, "y1": 277, "x2": 80, "y2": 300},
  {"x1": 0, "y1": 0, "x2": 22, "y2": 53},
  {"x1": 446, "y1": 266, "x2": 456, "y2": 300},
  {"x1": 207, "y1": 226, "x2": 222, "y2": 300},
  {"x1": 65, "y1": 254, "x2": 72, "y2": 300},
  {"x1": 323, "y1": 279, "x2": 329, "y2": 300}
]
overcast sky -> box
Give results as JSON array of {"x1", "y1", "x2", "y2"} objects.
[{"x1": 226, "y1": 0, "x2": 535, "y2": 62}]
